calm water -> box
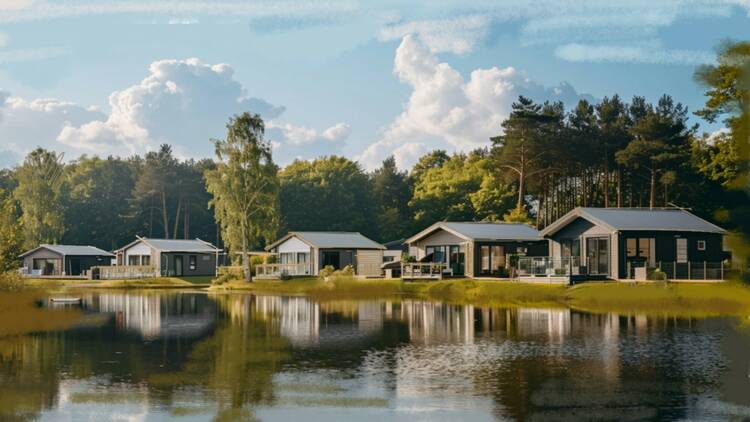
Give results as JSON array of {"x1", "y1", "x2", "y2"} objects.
[{"x1": 2, "y1": 291, "x2": 750, "y2": 421}]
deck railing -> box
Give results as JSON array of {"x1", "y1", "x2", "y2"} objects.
[
  {"x1": 255, "y1": 263, "x2": 311, "y2": 279},
  {"x1": 92, "y1": 265, "x2": 157, "y2": 280},
  {"x1": 516, "y1": 257, "x2": 581, "y2": 277},
  {"x1": 401, "y1": 262, "x2": 449, "y2": 280},
  {"x1": 626, "y1": 261, "x2": 728, "y2": 281}
]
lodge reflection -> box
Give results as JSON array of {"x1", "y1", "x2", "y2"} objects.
[{"x1": 1, "y1": 292, "x2": 748, "y2": 421}]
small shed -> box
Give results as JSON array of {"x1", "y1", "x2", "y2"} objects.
[
  {"x1": 19, "y1": 244, "x2": 114, "y2": 276},
  {"x1": 114, "y1": 237, "x2": 221, "y2": 277},
  {"x1": 265, "y1": 232, "x2": 386, "y2": 277}
]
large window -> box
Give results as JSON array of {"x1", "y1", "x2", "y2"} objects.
[
  {"x1": 280, "y1": 252, "x2": 295, "y2": 264},
  {"x1": 128, "y1": 255, "x2": 140, "y2": 266},
  {"x1": 141, "y1": 255, "x2": 151, "y2": 266},
  {"x1": 480, "y1": 245, "x2": 505, "y2": 275}
]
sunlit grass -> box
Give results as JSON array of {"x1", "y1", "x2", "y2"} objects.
[
  {"x1": 210, "y1": 276, "x2": 750, "y2": 317},
  {"x1": 23, "y1": 277, "x2": 197, "y2": 289}
]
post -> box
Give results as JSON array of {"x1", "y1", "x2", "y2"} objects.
[
  {"x1": 704, "y1": 261, "x2": 707, "y2": 280},
  {"x1": 721, "y1": 262, "x2": 724, "y2": 280},
  {"x1": 674, "y1": 262, "x2": 676, "y2": 279},
  {"x1": 688, "y1": 261, "x2": 691, "y2": 280}
]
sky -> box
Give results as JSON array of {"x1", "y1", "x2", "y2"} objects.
[{"x1": 0, "y1": 0, "x2": 748, "y2": 170}]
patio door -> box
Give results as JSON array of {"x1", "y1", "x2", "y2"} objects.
[{"x1": 586, "y1": 237, "x2": 609, "y2": 275}]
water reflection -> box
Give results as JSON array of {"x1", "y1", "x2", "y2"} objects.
[{"x1": 0, "y1": 291, "x2": 749, "y2": 421}]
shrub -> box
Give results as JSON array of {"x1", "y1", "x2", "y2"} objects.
[
  {"x1": 401, "y1": 253, "x2": 416, "y2": 263},
  {"x1": 648, "y1": 268, "x2": 667, "y2": 281},
  {"x1": 319, "y1": 265, "x2": 355, "y2": 281},
  {"x1": 265, "y1": 254, "x2": 278, "y2": 264},
  {"x1": 0, "y1": 271, "x2": 24, "y2": 292}
]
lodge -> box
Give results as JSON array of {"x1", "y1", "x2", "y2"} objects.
[
  {"x1": 404, "y1": 221, "x2": 548, "y2": 278},
  {"x1": 258, "y1": 232, "x2": 385, "y2": 278},
  {"x1": 114, "y1": 237, "x2": 221, "y2": 277},
  {"x1": 540, "y1": 207, "x2": 728, "y2": 280},
  {"x1": 18, "y1": 244, "x2": 114, "y2": 277}
]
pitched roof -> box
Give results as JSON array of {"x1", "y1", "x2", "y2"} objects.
[
  {"x1": 406, "y1": 221, "x2": 543, "y2": 244},
  {"x1": 116, "y1": 238, "x2": 220, "y2": 253},
  {"x1": 541, "y1": 207, "x2": 726, "y2": 236},
  {"x1": 19, "y1": 244, "x2": 114, "y2": 258},
  {"x1": 266, "y1": 232, "x2": 385, "y2": 250}
]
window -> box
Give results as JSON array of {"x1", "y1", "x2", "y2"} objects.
[
  {"x1": 626, "y1": 238, "x2": 637, "y2": 257},
  {"x1": 638, "y1": 238, "x2": 650, "y2": 259},
  {"x1": 481, "y1": 246, "x2": 490, "y2": 272},
  {"x1": 676, "y1": 238, "x2": 688, "y2": 263},
  {"x1": 297, "y1": 252, "x2": 309, "y2": 263},
  {"x1": 128, "y1": 255, "x2": 140, "y2": 266},
  {"x1": 697, "y1": 240, "x2": 706, "y2": 251},
  {"x1": 189, "y1": 255, "x2": 197, "y2": 271},
  {"x1": 492, "y1": 246, "x2": 505, "y2": 270},
  {"x1": 280, "y1": 252, "x2": 294, "y2": 264},
  {"x1": 141, "y1": 255, "x2": 151, "y2": 266}
]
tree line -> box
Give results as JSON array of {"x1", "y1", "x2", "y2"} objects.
[{"x1": 0, "y1": 41, "x2": 747, "y2": 276}]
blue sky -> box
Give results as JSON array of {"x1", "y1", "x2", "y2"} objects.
[{"x1": 0, "y1": 0, "x2": 748, "y2": 170}]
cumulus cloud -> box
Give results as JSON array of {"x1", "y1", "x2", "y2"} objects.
[
  {"x1": 357, "y1": 35, "x2": 592, "y2": 170},
  {"x1": 266, "y1": 121, "x2": 351, "y2": 163},
  {"x1": 1, "y1": 58, "x2": 350, "y2": 164},
  {"x1": 0, "y1": 94, "x2": 105, "y2": 162},
  {"x1": 58, "y1": 58, "x2": 286, "y2": 157},
  {"x1": 378, "y1": 15, "x2": 491, "y2": 54}
]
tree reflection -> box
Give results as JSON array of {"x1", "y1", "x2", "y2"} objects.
[{"x1": 150, "y1": 294, "x2": 291, "y2": 418}]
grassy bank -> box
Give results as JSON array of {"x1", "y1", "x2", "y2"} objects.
[
  {"x1": 23, "y1": 276, "x2": 211, "y2": 289},
  {"x1": 211, "y1": 277, "x2": 750, "y2": 317}
]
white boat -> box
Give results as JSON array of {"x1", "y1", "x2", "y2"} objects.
[{"x1": 49, "y1": 297, "x2": 82, "y2": 304}]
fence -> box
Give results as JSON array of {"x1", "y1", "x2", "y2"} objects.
[
  {"x1": 255, "y1": 263, "x2": 311, "y2": 279},
  {"x1": 92, "y1": 265, "x2": 157, "y2": 280},
  {"x1": 401, "y1": 262, "x2": 449, "y2": 280},
  {"x1": 516, "y1": 257, "x2": 581, "y2": 277},
  {"x1": 626, "y1": 261, "x2": 727, "y2": 281}
]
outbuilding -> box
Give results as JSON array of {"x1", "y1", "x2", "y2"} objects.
[
  {"x1": 263, "y1": 232, "x2": 385, "y2": 277},
  {"x1": 19, "y1": 244, "x2": 114, "y2": 276},
  {"x1": 405, "y1": 222, "x2": 549, "y2": 278},
  {"x1": 114, "y1": 237, "x2": 221, "y2": 277},
  {"x1": 541, "y1": 207, "x2": 728, "y2": 280}
]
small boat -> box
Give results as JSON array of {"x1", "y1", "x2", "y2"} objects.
[{"x1": 49, "y1": 297, "x2": 82, "y2": 304}]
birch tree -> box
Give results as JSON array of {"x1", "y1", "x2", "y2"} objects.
[{"x1": 205, "y1": 113, "x2": 279, "y2": 282}]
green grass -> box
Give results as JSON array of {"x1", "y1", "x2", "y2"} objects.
[
  {"x1": 211, "y1": 277, "x2": 750, "y2": 317},
  {"x1": 23, "y1": 277, "x2": 200, "y2": 289}
]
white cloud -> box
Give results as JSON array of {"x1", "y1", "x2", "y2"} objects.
[
  {"x1": 375, "y1": 1, "x2": 750, "y2": 62},
  {"x1": 266, "y1": 121, "x2": 351, "y2": 163},
  {"x1": 378, "y1": 15, "x2": 491, "y2": 54},
  {"x1": 1, "y1": 58, "x2": 350, "y2": 164},
  {"x1": 0, "y1": 94, "x2": 106, "y2": 161},
  {"x1": 358, "y1": 35, "x2": 591, "y2": 170},
  {"x1": 0, "y1": 33, "x2": 8, "y2": 48},
  {"x1": 554, "y1": 43, "x2": 715, "y2": 65},
  {"x1": 0, "y1": 1, "x2": 357, "y2": 23},
  {"x1": 392, "y1": 142, "x2": 429, "y2": 170},
  {"x1": 58, "y1": 57, "x2": 286, "y2": 157}
]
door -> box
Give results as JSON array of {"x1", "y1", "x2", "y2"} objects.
[
  {"x1": 322, "y1": 251, "x2": 340, "y2": 269},
  {"x1": 174, "y1": 255, "x2": 183, "y2": 276},
  {"x1": 676, "y1": 238, "x2": 688, "y2": 263},
  {"x1": 586, "y1": 237, "x2": 609, "y2": 275},
  {"x1": 69, "y1": 258, "x2": 82, "y2": 276}
]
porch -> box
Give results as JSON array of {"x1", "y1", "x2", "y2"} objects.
[
  {"x1": 625, "y1": 261, "x2": 728, "y2": 281},
  {"x1": 401, "y1": 262, "x2": 450, "y2": 280},
  {"x1": 255, "y1": 263, "x2": 311, "y2": 279}
]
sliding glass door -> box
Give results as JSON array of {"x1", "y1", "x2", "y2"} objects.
[{"x1": 585, "y1": 237, "x2": 609, "y2": 275}]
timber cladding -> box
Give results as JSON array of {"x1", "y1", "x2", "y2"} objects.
[{"x1": 356, "y1": 249, "x2": 383, "y2": 277}]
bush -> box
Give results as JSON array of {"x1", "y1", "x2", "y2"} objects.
[
  {"x1": 319, "y1": 265, "x2": 355, "y2": 281},
  {"x1": 0, "y1": 271, "x2": 24, "y2": 292},
  {"x1": 265, "y1": 254, "x2": 277, "y2": 264},
  {"x1": 401, "y1": 253, "x2": 416, "y2": 263},
  {"x1": 648, "y1": 268, "x2": 667, "y2": 281}
]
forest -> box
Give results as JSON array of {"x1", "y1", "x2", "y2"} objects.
[{"x1": 0, "y1": 41, "x2": 747, "y2": 272}]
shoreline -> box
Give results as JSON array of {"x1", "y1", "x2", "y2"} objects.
[{"x1": 21, "y1": 276, "x2": 750, "y2": 318}]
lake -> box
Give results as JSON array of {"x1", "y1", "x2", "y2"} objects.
[{"x1": 1, "y1": 291, "x2": 750, "y2": 421}]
